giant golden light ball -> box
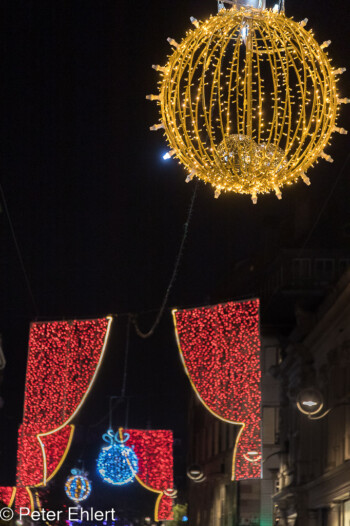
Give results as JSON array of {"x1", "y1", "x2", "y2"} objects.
[{"x1": 148, "y1": 4, "x2": 348, "y2": 202}]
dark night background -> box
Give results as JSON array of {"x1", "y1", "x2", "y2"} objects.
[{"x1": 0, "y1": 0, "x2": 349, "y2": 519}]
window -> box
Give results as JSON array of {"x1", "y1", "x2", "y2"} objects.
[
  {"x1": 220, "y1": 422, "x2": 227, "y2": 452},
  {"x1": 202, "y1": 429, "x2": 207, "y2": 461},
  {"x1": 226, "y1": 424, "x2": 230, "y2": 451},
  {"x1": 262, "y1": 407, "x2": 279, "y2": 444},
  {"x1": 314, "y1": 258, "x2": 335, "y2": 281},
  {"x1": 214, "y1": 421, "x2": 219, "y2": 456},
  {"x1": 292, "y1": 258, "x2": 311, "y2": 279},
  {"x1": 263, "y1": 345, "x2": 279, "y2": 373},
  {"x1": 343, "y1": 500, "x2": 350, "y2": 526},
  {"x1": 339, "y1": 259, "x2": 350, "y2": 276},
  {"x1": 220, "y1": 485, "x2": 226, "y2": 526},
  {"x1": 207, "y1": 425, "x2": 213, "y2": 459},
  {"x1": 195, "y1": 432, "x2": 200, "y2": 463},
  {"x1": 229, "y1": 424, "x2": 235, "y2": 447}
]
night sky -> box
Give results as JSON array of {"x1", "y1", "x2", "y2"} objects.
[{"x1": 0, "y1": 0, "x2": 349, "y2": 516}]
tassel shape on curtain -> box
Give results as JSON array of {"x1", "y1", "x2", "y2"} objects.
[{"x1": 117, "y1": 428, "x2": 174, "y2": 521}]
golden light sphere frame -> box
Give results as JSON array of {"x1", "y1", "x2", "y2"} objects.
[{"x1": 148, "y1": 5, "x2": 348, "y2": 202}]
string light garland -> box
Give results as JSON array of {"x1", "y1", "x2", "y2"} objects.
[
  {"x1": 97, "y1": 430, "x2": 139, "y2": 485},
  {"x1": 148, "y1": 2, "x2": 347, "y2": 202},
  {"x1": 65, "y1": 469, "x2": 91, "y2": 503},
  {"x1": 11, "y1": 317, "x2": 112, "y2": 511},
  {"x1": 173, "y1": 300, "x2": 262, "y2": 480}
]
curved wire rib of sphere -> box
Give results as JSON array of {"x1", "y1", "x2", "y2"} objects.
[{"x1": 157, "y1": 7, "x2": 339, "y2": 199}]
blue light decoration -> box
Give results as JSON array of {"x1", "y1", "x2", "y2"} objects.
[
  {"x1": 97, "y1": 429, "x2": 139, "y2": 485},
  {"x1": 65, "y1": 468, "x2": 91, "y2": 503}
]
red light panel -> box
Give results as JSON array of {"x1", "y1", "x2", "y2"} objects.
[
  {"x1": 173, "y1": 300, "x2": 261, "y2": 480},
  {"x1": 22, "y1": 319, "x2": 110, "y2": 432},
  {"x1": 14, "y1": 317, "x2": 111, "y2": 510},
  {"x1": 123, "y1": 428, "x2": 174, "y2": 521},
  {"x1": 0, "y1": 487, "x2": 16, "y2": 507}
]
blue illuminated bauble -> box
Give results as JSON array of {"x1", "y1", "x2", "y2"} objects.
[
  {"x1": 65, "y1": 469, "x2": 91, "y2": 503},
  {"x1": 97, "y1": 429, "x2": 138, "y2": 485}
]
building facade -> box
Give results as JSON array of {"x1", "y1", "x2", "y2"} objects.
[{"x1": 273, "y1": 269, "x2": 350, "y2": 526}]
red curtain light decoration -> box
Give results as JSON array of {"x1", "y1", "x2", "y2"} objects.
[
  {"x1": 0, "y1": 317, "x2": 112, "y2": 511},
  {"x1": 119, "y1": 428, "x2": 174, "y2": 521},
  {"x1": 173, "y1": 300, "x2": 262, "y2": 480},
  {"x1": 0, "y1": 487, "x2": 16, "y2": 507},
  {"x1": 16, "y1": 424, "x2": 74, "y2": 489}
]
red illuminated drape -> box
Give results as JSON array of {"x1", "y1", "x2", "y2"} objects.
[
  {"x1": 0, "y1": 487, "x2": 16, "y2": 507},
  {"x1": 121, "y1": 428, "x2": 174, "y2": 521},
  {"x1": 173, "y1": 300, "x2": 261, "y2": 480},
  {"x1": 0, "y1": 317, "x2": 112, "y2": 510}
]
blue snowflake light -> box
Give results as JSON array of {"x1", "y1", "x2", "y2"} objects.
[
  {"x1": 65, "y1": 469, "x2": 91, "y2": 503},
  {"x1": 97, "y1": 429, "x2": 138, "y2": 485}
]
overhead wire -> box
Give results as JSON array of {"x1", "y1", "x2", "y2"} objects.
[
  {"x1": 0, "y1": 181, "x2": 38, "y2": 316},
  {"x1": 132, "y1": 181, "x2": 198, "y2": 338}
]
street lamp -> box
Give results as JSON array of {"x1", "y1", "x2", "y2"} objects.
[
  {"x1": 186, "y1": 464, "x2": 206, "y2": 483},
  {"x1": 296, "y1": 389, "x2": 350, "y2": 420},
  {"x1": 243, "y1": 451, "x2": 262, "y2": 463},
  {"x1": 296, "y1": 387, "x2": 324, "y2": 416},
  {"x1": 163, "y1": 488, "x2": 178, "y2": 499}
]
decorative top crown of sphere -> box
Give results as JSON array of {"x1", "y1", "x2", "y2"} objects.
[
  {"x1": 148, "y1": 2, "x2": 348, "y2": 203},
  {"x1": 232, "y1": 0, "x2": 265, "y2": 8}
]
